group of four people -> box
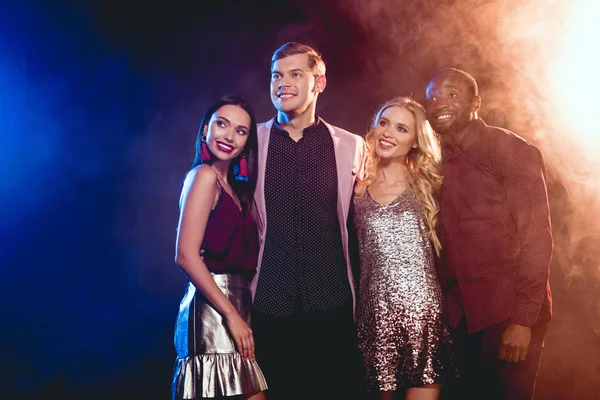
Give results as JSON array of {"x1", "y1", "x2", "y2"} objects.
[{"x1": 170, "y1": 42, "x2": 553, "y2": 400}]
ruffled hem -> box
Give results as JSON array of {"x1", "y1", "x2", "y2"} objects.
[{"x1": 172, "y1": 352, "x2": 267, "y2": 399}]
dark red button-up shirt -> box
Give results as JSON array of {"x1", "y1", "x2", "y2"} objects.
[{"x1": 437, "y1": 118, "x2": 553, "y2": 334}]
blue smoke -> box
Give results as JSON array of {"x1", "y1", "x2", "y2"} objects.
[{"x1": 0, "y1": 2, "x2": 163, "y2": 398}]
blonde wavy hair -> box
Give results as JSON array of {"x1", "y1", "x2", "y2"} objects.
[{"x1": 358, "y1": 97, "x2": 443, "y2": 255}]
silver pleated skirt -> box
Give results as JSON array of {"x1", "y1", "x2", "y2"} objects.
[{"x1": 172, "y1": 274, "x2": 267, "y2": 399}]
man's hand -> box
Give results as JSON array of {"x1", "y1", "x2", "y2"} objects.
[{"x1": 499, "y1": 324, "x2": 531, "y2": 362}]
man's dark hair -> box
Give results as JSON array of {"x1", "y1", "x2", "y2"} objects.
[{"x1": 271, "y1": 42, "x2": 326, "y2": 75}]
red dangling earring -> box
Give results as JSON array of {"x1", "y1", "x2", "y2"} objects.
[
  {"x1": 200, "y1": 135, "x2": 210, "y2": 161},
  {"x1": 239, "y1": 154, "x2": 248, "y2": 178}
]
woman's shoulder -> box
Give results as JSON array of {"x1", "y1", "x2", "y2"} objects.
[
  {"x1": 183, "y1": 165, "x2": 218, "y2": 188},
  {"x1": 189, "y1": 164, "x2": 217, "y2": 178},
  {"x1": 179, "y1": 165, "x2": 220, "y2": 208},
  {"x1": 354, "y1": 181, "x2": 367, "y2": 199}
]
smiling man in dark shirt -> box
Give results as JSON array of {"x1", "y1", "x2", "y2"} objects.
[
  {"x1": 425, "y1": 68, "x2": 553, "y2": 400},
  {"x1": 250, "y1": 42, "x2": 366, "y2": 399}
]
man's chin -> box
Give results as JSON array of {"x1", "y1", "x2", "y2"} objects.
[
  {"x1": 275, "y1": 105, "x2": 299, "y2": 115},
  {"x1": 430, "y1": 122, "x2": 453, "y2": 135}
]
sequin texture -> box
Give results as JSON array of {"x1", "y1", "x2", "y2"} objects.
[{"x1": 354, "y1": 188, "x2": 456, "y2": 392}]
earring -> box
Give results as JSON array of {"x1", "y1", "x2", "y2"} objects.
[
  {"x1": 200, "y1": 134, "x2": 211, "y2": 161},
  {"x1": 239, "y1": 154, "x2": 248, "y2": 178}
]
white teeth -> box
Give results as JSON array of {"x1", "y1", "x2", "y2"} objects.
[
  {"x1": 379, "y1": 140, "x2": 394, "y2": 148},
  {"x1": 279, "y1": 94, "x2": 293, "y2": 98},
  {"x1": 217, "y1": 143, "x2": 233, "y2": 151},
  {"x1": 437, "y1": 114, "x2": 452, "y2": 120}
]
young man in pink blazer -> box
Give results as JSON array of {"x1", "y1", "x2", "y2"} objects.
[{"x1": 250, "y1": 42, "x2": 366, "y2": 399}]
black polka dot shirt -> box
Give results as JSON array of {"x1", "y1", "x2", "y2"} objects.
[{"x1": 253, "y1": 118, "x2": 352, "y2": 316}]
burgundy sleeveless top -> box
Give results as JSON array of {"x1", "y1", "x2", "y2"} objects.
[{"x1": 201, "y1": 188, "x2": 259, "y2": 276}]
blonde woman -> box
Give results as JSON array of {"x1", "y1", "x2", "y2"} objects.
[{"x1": 354, "y1": 97, "x2": 456, "y2": 399}]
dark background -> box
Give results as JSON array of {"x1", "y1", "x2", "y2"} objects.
[{"x1": 1, "y1": 1, "x2": 599, "y2": 399}]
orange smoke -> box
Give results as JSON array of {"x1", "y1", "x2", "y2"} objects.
[{"x1": 550, "y1": 0, "x2": 600, "y2": 160}]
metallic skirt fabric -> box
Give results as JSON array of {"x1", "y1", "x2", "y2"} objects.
[
  {"x1": 172, "y1": 274, "x2": 267, "y2": 399},
  {"x1": 354, "y1": 189, "x2": 457, "y2": 392}
]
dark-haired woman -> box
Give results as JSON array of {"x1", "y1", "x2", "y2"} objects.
[{"x1": 172, "y1": 95, "x2": 267, "y2": 400}]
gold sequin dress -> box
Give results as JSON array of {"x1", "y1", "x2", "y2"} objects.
[{"x1": 354, "y1": 188, "x2": 456, "y2": 392}]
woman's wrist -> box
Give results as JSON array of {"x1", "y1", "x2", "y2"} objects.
[{"x1": 222, "y1": 307, "x2": 237, "y2": 319}]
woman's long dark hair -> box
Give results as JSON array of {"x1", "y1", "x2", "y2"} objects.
[{"x1": 191, "y1": 94, "x2": 258, "y2": 215}]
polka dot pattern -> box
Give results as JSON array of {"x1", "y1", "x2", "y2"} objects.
[
  {"x1": 437, "y1": 118, "x2": 553, "y2": 334},
  {"x1": 253, "y1": 119, "x2": 352, "y2": 316}
]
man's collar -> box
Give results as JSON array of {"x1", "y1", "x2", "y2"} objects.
[
  {"x1": 272, "y1": 117, "x2": 323, "y2": 137},
  {"x1": 447, "y1": 118, "x2": 485, "y2": 156}
]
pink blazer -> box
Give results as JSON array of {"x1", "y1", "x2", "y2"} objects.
[{"x1": 250, "y1": 118, "x2": 366, "y2": 313}]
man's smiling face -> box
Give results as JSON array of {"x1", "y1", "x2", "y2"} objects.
[
  {"x1": 270, "y1": 53, "x2": 321, "y2": 117},
  {"x1": 425, "y1": 71, "x2": 479, "y2": 137}
]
